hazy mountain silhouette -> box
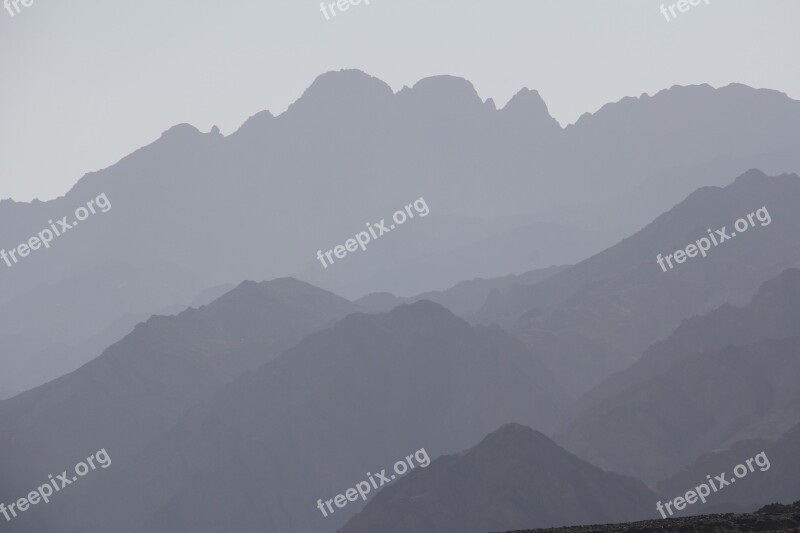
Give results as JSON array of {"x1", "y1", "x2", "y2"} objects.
[
  {"x1": 3, "y1": 72, "x2": 800, "y2": 398},
  {"x1": 476, "y1": 170, "x2": 800, "y2": 395},
  {"x1": 43, "y1": 301, "x2": 566, "y2": 533},
  {"x1": 338, "y1": 423, "x2": 655, "y2": 533},
  {"x1": 355, "y1": 264, "x2": 567, "y2": 316},
  {"x1": 0, "y1": 277, "x2": 356, "y2": 518},
  {"x1": 4, "y1": 70, "x2": 800, "y2": 533}
]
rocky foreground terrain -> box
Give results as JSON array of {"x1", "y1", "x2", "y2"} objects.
[{"x1": 503, "y1": 501, "x2": 800, "y2": 532}]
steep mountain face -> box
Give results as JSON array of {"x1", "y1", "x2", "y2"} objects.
[
  {"x1": 355, "y1": 264, "x2": 567, "y2": 316},
  {"x1": 339, "y1": 423, "x2": 656, "y2": 533},
  {"x1": 477, "y1": 171, "x2": 800, "y2": 395},
  {"x1": 49, "y1": 301, "x2": 566, "y2": 533},
  {"x1": 0, "y1": 277, "x2": 356, "y2": 518},
  {"x1": 557, "y1": 268, "x2": 800, "y2": 482}
]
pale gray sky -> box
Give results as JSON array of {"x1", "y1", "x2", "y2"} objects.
[{"x1": 1, "y1": 0, "x2": 798, "y2": 201}]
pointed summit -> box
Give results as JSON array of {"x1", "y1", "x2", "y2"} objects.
[
  {"x1": 339, "y1": 422, "x2": 655, "y2": 533},
  {"x1": 502, "y1": 87, "x2": 561, "y2": 134},
  {"x1": 732, "y1": 167, "x2": 769, "y2": 185}
]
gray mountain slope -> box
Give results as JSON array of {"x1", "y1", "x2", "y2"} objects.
[
  {"x1": 0, "y1": 278, "x2": 239, "y2": 401},
  {"x1": 0, "y1": 277, "x2": 356, "y2": 528},
  {"x1": 476, "y1": 170, "x2": 800, "y2": 395},
  {"x1": 0, "y1": 263, "x2": 213, "y2": 397},
  {"x1": 557, "y1": 268, "x2": 800, "y2": 482},
  {"x1": 577, "y1": 268, "x2": 800, "y2": 411},
  {"x1": 558, "y1": 335, "x2": 800, "y2": 483},
  {"x1": 338, "y1": 423, "x2": 656, "y2": 533}
]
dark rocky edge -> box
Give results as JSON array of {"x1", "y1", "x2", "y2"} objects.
[{"x1": 501, "y1": 500, "x2": 800, "y2": 532}]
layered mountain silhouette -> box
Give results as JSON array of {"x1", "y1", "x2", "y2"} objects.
[
  {"x1": 0, "y1": 277, "x2": 356, "y2": 523},
  {"x1": 338, "y1": 423, "x2": 656, "y2": 533},
  {"x1": 24, "y1": 301, "x2": 565, "y2": 533},
  {"x1": 4, "y1": 72, "x2": 800, "y2": 401},
  {"x1": 355, "y1": 264, "x2": 567, "y2": 316},
  {"x1": 558, "y1": 268, "x2": 800, "y2": 482},
  {"x1": 3, "y1": 70, "x2": 800, "y2": 533},
  {"x1": 476, "y1": 170, "x2": 800, "y2": 395},
  {"x1": 2, "y1": 178, "x2": 799, "y2": 531}
]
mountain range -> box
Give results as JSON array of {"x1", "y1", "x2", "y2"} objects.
[
  {"x1": 4, "y1": 71, "x2": 800, "y2": 400},
  {"x1": 2, "y1": 71, "x2": 800, "y2": 533}
]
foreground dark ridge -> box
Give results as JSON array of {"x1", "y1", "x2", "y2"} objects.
[{"x1": 501, "y1": 501, "x2": 800, "y2": 532}]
